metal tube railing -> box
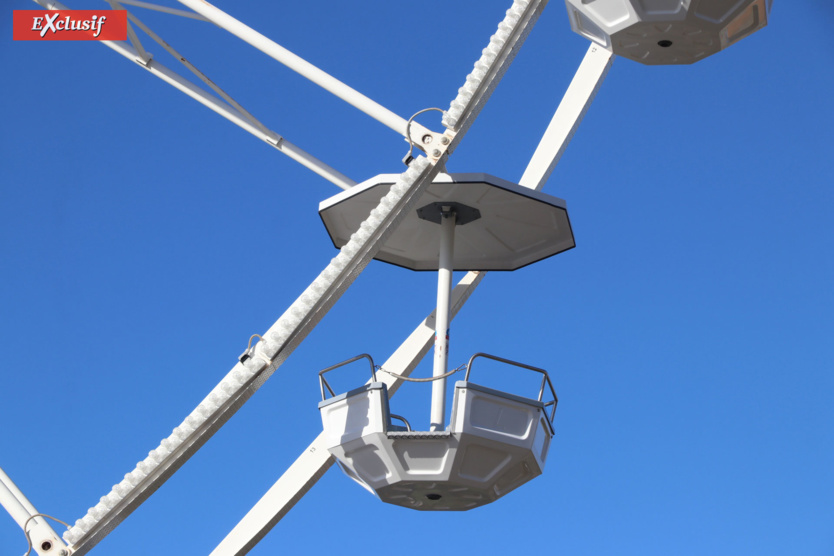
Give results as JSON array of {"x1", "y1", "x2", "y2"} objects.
[
  {"x1": 463, "y1": 352, "x2": 558, "y2": 422},
  {"x1": 389, "y1": 414, "x2": 412, "y2": 432},
  {"x1": 318, "y1": 354, "x2": 377, "y2": 401}
]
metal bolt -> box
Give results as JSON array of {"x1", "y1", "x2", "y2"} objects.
[
  {"x1": 60, "y1": 551, "x2": 69, "y2": 556},
  {"x1": 432, "y1": 149, "x2": 441, "y2": 157},
  {"x1": 422, "y1": 134, "x2": 433, "y2": 145},
  {"x1": 440, "y1": 136, "x2": 450, "y2": 145}
]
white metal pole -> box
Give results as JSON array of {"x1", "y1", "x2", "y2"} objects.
[
  {"x1": 0, "y1": 467, "x2": 68, "y2": 556},
  {"x1": 175, "y1": 0, "x2": 430, "y2": 140},
  {"x1": 112, "y1": 0, "x2": 210, "y2": 21},
  {"x1": 430, "y1": 209, "x2": 456, "y2": 431},
  {"x1": 0, "y1": 475, "x2": 33, "y2": 530}
]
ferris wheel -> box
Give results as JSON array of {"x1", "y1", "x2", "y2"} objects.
[{"x1": 1, "y1": 1, "x2": 772, "y2": 554}]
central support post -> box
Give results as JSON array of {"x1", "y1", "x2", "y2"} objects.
[{"x1": 431, "y1": 207, "x2": 456, "y2": 431}]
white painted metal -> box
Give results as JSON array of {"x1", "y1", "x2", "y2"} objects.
[
  {"x1": 114, "y1": 0, "x2": 210, "y2": 21},
  {"x1": 319, "y1": 173, "x2": 574, "y2": 270},
  {"x1": 211, "y1": 271, "x2": 485, "y2": 556},
  {"x1": 212, "y1": 36, "x2": 613, "y2": 550},
  {"x1": 32, "y1": 0, "x2": 356, "y2": 191},
  {"x1": 519, "y1": 44, "x2": 614, "y2": 191},
  {"x1": 175, "y1": 0, "x2": 433, "y2": 142},
  {"x1": 119, "y1": 4, "x2": 281, "y2": 145},
  {"x1": 565, "y1": 0, "x2": 772, "y2": 65},
  {"x1": 0, "y1": 467, "x2": 68, "y2": 556},
  {"x1": 430, "y1": 211, "x2": 456, "y2": 431},
  {"x1": 0, "y1": 468, "x2": 35, "y2": 530},
  {"x1": 318, "y1": 378, "x2": 554, "y2": 511},
  {"x1": 443, "y1": 0, "x2": 546, "y2": 145},
  {"x1": 121, "y1": 18, "x2": 151, "y2": 65}
]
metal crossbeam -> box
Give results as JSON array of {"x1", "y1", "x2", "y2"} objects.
[
  {"x1": 175, "y1": 0, "x2": 436, "y2": 144},
  {"x1": 33, "y1": 0, "x2": 356, "y2": 190},
  {"x1": 114, "y1": 0, "x2": 209, "y2": 21},
  {"x1": 519, "y1": 44, "x2": 614, "y2": 190},
  {"x1": 0, "y1": 467, "x2": 68, "y2": 556}
]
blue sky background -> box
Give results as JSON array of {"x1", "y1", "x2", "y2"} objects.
[{"x1": 1, "y1": 1, "x2": 832, "y2": 555}]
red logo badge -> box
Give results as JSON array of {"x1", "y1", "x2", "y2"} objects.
[{"x1": 13, "y1": 10, "x2": 127, "y2": 41}]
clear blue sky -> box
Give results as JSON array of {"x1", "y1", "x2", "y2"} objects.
[{"x1": 2, "y1": 1, "x2": 832, "y2": 555}]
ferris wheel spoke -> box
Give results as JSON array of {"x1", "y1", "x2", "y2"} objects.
[
  {"x1": 111, "y1": 0, "x2": 210, "y2": 21},
  {"x1": 519, "y1": 44, "x2": 614, "y2": 192},
  {"x1": 175, "y1": 0, "x2": 436, "y2": 144},
  {"x1": 32, "y1": 0, "x2": 357, "y2": 191}
]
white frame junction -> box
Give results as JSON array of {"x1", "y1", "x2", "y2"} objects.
[{"x1": 1, "y1": 1, "x2": 615, "y2": 555}]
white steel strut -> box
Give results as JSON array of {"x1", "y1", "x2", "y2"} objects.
[
  {"x1": 174, "y1": 0, "x2": 437, "y2": 143},
  {"x1": 430, "y1": 209, "x2": 456, "y2": 431},
  {"x1": 0, "y1": 467, "x2": 69, "y2": 556},
  {"x1": 212, "y1": 41, "x2": 614, "y2": 556},
  {"x1": 113, "y1": 0, "x2": 210, "y2": 21},
  {"x1": 519, "y1": 44, "x2": 614, "y2": 190},
  {"x1": 33, "y1": 0, "x2": 357, "y2": 191}
]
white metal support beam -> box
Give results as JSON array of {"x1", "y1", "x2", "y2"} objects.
[
  {"x1": 0, "y1": 467, "x2": 69, "y2": 556},
  {"x1": 430, "y1": 210, "x2": 457, "y2": 431},
  {"x1": 115, "y1": 0, "x2": 209, "y2": 21},
  {"x1": 211, "y1": 39, "x2": 614, "y2": 556},
  {"x1": 118, "y1": 3, "x2": 280, "y2": 143},
  {"x1": 519, "y1": 44, "x2": 614, "y2": 190},
  {"x1": 175, "y1": 0, "x2": 436, "y2": 143},
  {"x1": 33, "y1": 0, "x2": 356, "y2": 191}
]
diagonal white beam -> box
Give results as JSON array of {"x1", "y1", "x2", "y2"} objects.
[
  {"x1": 120, "y1": 4, "x2": 279, "y2": 142},
  {"x1": 33, "y1": 0, "x2": 356, "y2": 191},
  {"x1": 175, "y1": 0, "x2": 435, "y2": 142},
  {"x1": 0, "y1": 467, "x2": 68, "y2": 555},
  {"x1": 519, "y1": 44, "x2": 614, "y2": 190},
  {"x1": 114, "y1": 0, "x2": 210, "y2": 21},
  {"x1": 213, "y1": 39, "x2": 615, "y2": 556}
]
